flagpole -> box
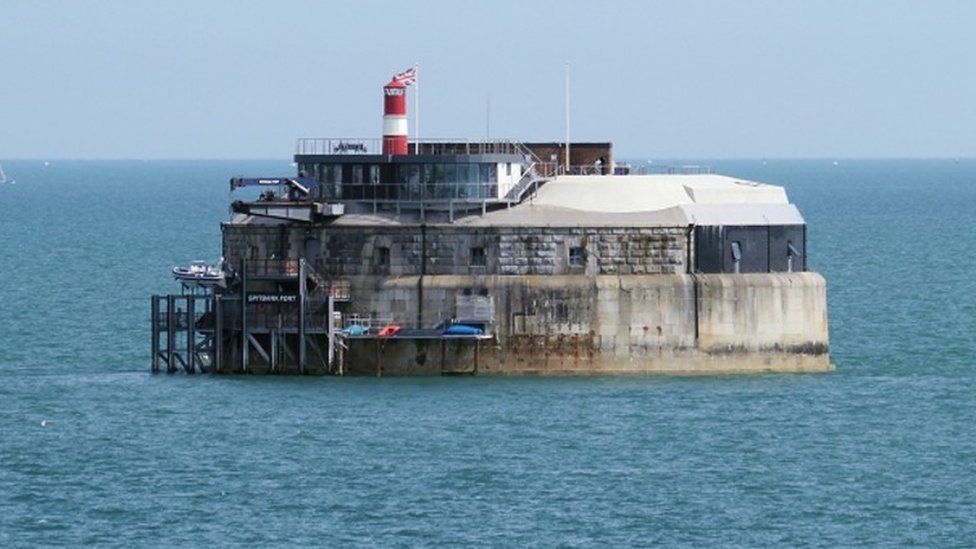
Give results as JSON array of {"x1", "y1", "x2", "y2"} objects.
[
  {"x1": 414, "y1": 63, "x2": 420, "y2": 154},
  {"x1": 486, "y1": 93, "x2": 491, "y2": 140},
  {"x1": 565, "y1": 61, "x2": 570, "y2": 172}
]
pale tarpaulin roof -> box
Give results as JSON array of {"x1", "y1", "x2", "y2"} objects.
[
  {"x1": 531, "y1": 174, "x2": 789, "y2": 212},
  {"x1": 234, "y1": 173, "x2": 804, "y2": 227},
  {"x1": 461, "y1": 174, "x2": 803, "y2": 226}
]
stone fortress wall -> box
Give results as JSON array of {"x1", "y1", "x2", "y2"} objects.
[{"x1": 222, "y1": 222, "x2": 831, "y2": 375}]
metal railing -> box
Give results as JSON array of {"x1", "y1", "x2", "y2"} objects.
[
  {"x1": 616, "y1": 164, "x2": 714, "y2": 175},
  {"x1": 326, "y1": 280, "x2": 351, "y2": 301},
  {"x1": 344, "y1": 313, "x2": 396, "y2": 331},
  {"x1": 296, "y1": 137, "x2": 536, "y2": 157},
  {"x1": 152, "y1": 310, "x2": 208, "y2": 330},
  {"x1": 533, "y1": 163, "x2": 713, "y2": 176},
  {"x1": 504, "y1": 162, "x2": 551, "y2": 201},
  {"x1": 214, "y1": 297, "x2": 334, "y2": 331},
  {"x1": 244, "y1": 259, "x2": 301, "y2": 277},
  {"x1": 409, "y1": 139, "x2": 530, "y2": 156},
  {"x1": 296, "y1": 138, "x2": 382, "y2": 155},
  {"x1": 324, "y1": 180, "x2": 502, "y2": 202}
]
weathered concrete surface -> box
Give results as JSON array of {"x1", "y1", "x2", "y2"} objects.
[
  {"x1": 341, "y1": 272, "x2": 832, "y2": 375},
  {"x1": 222, "y1": 224, "x2": 692, "y2": 277}
]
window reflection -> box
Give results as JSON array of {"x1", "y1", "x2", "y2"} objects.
[{"x1": 310, "y1": 160, "x2": 505, "y2": 201}]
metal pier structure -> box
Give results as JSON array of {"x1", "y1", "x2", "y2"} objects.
[
  {"x1": 151, "y1": 258, "x2": 492, "y2": 375},
  {"x1": 152, "y1": 258, "x2": 344, "y2": 375}
]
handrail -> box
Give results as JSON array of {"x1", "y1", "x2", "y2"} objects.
[
  {"x1": 504, "y1": 162, "x2": 552, "y2": 201},
  {"x1": 512, "y1": 141, "x2": 543, "y2": 165},
  {"x1": 542, "y1": 164, "x2": 714, "y2": 176},
  {"x1": 620, "y1": 164, "x2": 714, "y2": 175},
  {"x1": 296, "y1": 138, "x2": 383, "y2": 155},
  {"x1": 296, "y1": 137, "x2": 537, "y2": 157}
]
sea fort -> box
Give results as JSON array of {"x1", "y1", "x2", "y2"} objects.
[{"x1": 151, "y1": 71, "x2": 830, "y2": 375}]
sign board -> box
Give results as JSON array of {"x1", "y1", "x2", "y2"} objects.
[
  {"x1": 247, "y1": 293, "x2": 298, "y2": 304},
  {"x1": 456, "y1": 294, "x2": 494, "y2": 322}
]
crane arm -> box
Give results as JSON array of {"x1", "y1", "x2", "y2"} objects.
[{"x1": 228, "y1": 176, "x2": 321, "y2": 200}]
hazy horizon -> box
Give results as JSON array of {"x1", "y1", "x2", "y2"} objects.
[
  {"x1": 3, "y1": 0, "x2": 975, "y2": 159},
  {"x1": 6, "y1": 156, "x2": 976, "y2": 161}
]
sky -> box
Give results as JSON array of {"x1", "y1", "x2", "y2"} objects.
[{"x1": 2, "y1": 0, "x2": 975, "y2": 159}]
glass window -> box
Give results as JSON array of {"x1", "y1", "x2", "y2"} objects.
[
  {"x1": 422, "y1": 163, "x2": 434, "y2": 200},
  {"x1": 569, "y1": 246, "x2": 586, "y2": 267},
  {"x1": 395, "y1": 165, "x2": 408, "y2": 199},
  {"x1": 407, "y1": 164, "x2": 421, "y2": 200},
  {"x1": 434, "y1": 164, "x2": 448, "y2": 198},
  {"x1": 470, "y1": 247, "x2": 486, "y2": 266},
  {"x1": 464, "y1": 164, "x2": 479, "y2": 198},
  {"x1": 351, "y1": 165, "x2": 364, "y2": 184},
  {"x1": 324, "y1": 165, "x2": 341, "y2": 198},
  {"x1": 488, "y1": 164, "x2": 498, "y2": 198},
  {"x1": 375, "y1": 246, "x2": 390, "y2": 267},
  {"x1": 314, "y1": 164, "x2": 340, "y2": 198},
  {"x1": 479, "y1": 164, "x2": 492, "y2": 198},
  {"x1": 327, "y1": 164, "x2": 334, "y2": 182},
  {"x1": 369, "y1": 165, "x2": 380, "y2": 185},
  {"x1": 457, "y1": 164, "x2": 469, "y2": 199}
]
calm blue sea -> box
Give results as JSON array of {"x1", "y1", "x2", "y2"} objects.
[{"x1": 1, "y1": 159, "x2": 975, "y2": 547}]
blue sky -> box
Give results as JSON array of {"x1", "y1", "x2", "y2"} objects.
[{"x1": 2, "y1": 0, "x2": 974, "y2": 158}]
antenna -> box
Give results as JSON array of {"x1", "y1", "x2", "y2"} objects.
[
  {"x1": 565, "y1": 61, "x2": 570, "y2": 172},
  {"x1": 486, "y1": 94, "x2": 491, "y2": 140}
]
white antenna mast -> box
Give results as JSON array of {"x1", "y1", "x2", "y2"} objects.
[
  {"x1": 565, "y1": 61, "x2": 570, "y2": 172},
  {"x1": 486, "y1": 94, "x2": 491, "y2": 140}
]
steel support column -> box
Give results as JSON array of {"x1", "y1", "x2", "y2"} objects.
[
  {"x1": 151, "y1": 295, "x2": 160, "y2": 373},
  {"x1": 166, "y1": 295, "x2": 176, "y2": 373},
  {"x1": 214, "y1": 295, "x2": 223, "y2": 373},
  {"x1": 298, "y1": 258, "x2": 306, "y2": 374},
  {"x1": 241, "y1": 258, "x2": 248, "y2": 373},
  {"x1": 186, "y1": 295, "x2": 195, "y2": 374}
]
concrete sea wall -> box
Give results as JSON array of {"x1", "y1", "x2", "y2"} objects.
[{"x1": 342, "y1": 272, "x2": 831, "y2": 375}]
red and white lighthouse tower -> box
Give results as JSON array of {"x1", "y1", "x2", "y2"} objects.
[{"x1": 382, "y1": 67, "x2": 416, "y2": 155}]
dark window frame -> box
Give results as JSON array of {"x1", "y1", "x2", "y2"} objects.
[
  {"x1": 569, "y1": 246, "x2": 586, "y2": 267},
  {"x1": 375, "y1": 246, "x2": 390, "y2": 268},
  {"x1": 470, "y1": 246, "x2": 486, "y2": 267}
]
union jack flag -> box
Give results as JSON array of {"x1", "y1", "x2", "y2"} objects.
[{"x1": 393, "y1": 66, "x2": 417, "y2": 86}]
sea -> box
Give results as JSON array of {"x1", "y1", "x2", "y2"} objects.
[{"x1": 1, "y1": 159, "x2": 974, "y2": 547}]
